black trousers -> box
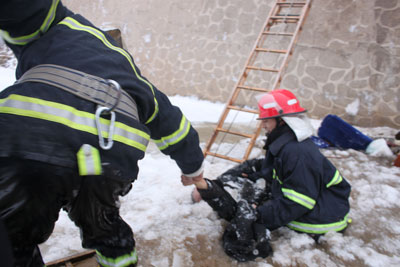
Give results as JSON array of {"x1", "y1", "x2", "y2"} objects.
[
  {"x1": 0, "y1": 218, "x2": 14, "y2": 266},
  {"x1": 0, "y1": 157, "x2": 135, "y2": 266}
]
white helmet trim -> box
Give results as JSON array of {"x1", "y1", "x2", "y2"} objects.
[{"x1": 263, "y1": 102, "x2": 277, "y2": 109}]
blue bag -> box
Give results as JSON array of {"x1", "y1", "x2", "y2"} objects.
[{"x1": 317, "y1": 115, "x2": 372, "y2": 150}]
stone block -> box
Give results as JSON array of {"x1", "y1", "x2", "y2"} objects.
[
  {"x1": 318, "y1": 50, "x2": 351, "y2": 69},
  {"x1": 297, "y1": 87, "x2": 313, "y2": 100},
  {"x1": 349, "y1": 79, "x2": 368, "y2": 89},
  {"x1": 312, "y1": 104, "x2": 331, "y2": 119},
  {"x1": 370, "y1": 46, "x2": 393, "y2": 73},
  {"x1": 355, "y1": 117, "x2": 372, "y2": 127},
  {"x1": 305, "y1": 66, "x2": 332, "y2": 83},
  {"x1": 281, "y1": 74, "x2": 299, "y2": 90},
  {"x1": 376, "y1": 24, "x2": 389, "y2": 44},
  {"x1": 313, "y1": 92, "x2": 333, "y2": 108},
  {"x1": 381, "y1": 8, "x2": 400, "y2": 28},
  {"x1": 322, "y1": 83, "x2": 335, "y2": 94},
  {"x1": 344, "y1": 68, "x2": 356, "y2": 82},
  {"x1": 302, "y1": 98, "x2": 315, "y2": 111},
  {"x1": 372, "y1": 115, "x2": 396, "y2": 127},
  {"x1": 330, "y1": 70, "x2": 346, "y2": 81},
  {"x1": 369, "y1": 73, "x2": 385, "y2": 90},
  {"x1": 378, "y1": 102, "x2": 397, "y2": 116},
  {"x1": 395, "y1": 115, "x2": 400, "y2": 125},
  {"x1": 349, "y1": 45, "x2": 370, "y2": 65},
  {"x1": 375, "y1": 0, "x2": 398, "y2": 9},
  {"x1": 301, "y1": 76, "x2": 318, "y2": 90},
  {"x1": 357, "y1": 66, "x2": 371, "y2": 79}
]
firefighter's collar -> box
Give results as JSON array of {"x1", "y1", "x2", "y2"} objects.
[{"x1": 268, "y1": 131, "x2": 296, "y2": 156}]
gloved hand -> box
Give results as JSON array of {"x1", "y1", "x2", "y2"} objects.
[
  {"x1": 240, "y1": 171, "x2": 262, "y2": 182},
  {"x1": 239, "y1": 158, "x2": 264, "y2": 182}
]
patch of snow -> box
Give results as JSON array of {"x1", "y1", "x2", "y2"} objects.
[{"x1": 345, "y1": 98, "x2": 360, "y2": 116}]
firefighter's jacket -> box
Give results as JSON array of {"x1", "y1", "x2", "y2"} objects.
[
  {"x1": 257, "y1": 130, "x2": 351, "y2": 234},
  {"x1": 0, "y1": 0, "x2": 204, "y2": 180}
]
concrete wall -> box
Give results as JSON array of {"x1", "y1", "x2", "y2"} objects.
[{"x1": 58, "y1": 1, "x2": 400, "y2": 127}]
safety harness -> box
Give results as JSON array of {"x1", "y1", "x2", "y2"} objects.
[{"x1": 16, "y1": 64, "x2": 139, "y2": 150}]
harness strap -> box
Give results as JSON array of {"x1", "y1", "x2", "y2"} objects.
[{"x1": 16, "y1": 64, "x2": 139, "y2": 121}]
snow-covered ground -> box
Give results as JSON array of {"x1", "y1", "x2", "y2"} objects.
[{"x1": 1, "y1": 58, "x2": 400, "y2": 267}]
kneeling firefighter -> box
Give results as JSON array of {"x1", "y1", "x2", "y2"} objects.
[
  {"x1": 0, "y1": 0, "x2": 204, "y2": 266},
  {"x1": 190, "y1": 89, "x2": 351, "y2": 261},
  {"x1": 255, "y1": 89, "x2": 352, "y2": 239}
]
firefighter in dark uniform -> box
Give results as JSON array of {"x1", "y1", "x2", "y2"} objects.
[
  {"x1": 254, "y1": 89, "x2": 351, "y2": 236},
  {"x1": 0, "y1": 0, "x2": 204, "y2": 266},
  {"x1": 189, "y1": 89, "x2": 351, "y2": 261}
]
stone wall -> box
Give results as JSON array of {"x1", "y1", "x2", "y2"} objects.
[
  {"x1": 282, "y1": 0, "x2": 400, "y2": 127},
  {"x1": 28, "y1": 0, "x2": 400, "y2": 127}
]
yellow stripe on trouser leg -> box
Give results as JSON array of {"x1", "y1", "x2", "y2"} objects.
[
  {"x1": 96, "y1": 248, "x2": 138, "y2": 267},
  {"x1": 77, "y1": 144, "x2": 102, "y2": 176}
]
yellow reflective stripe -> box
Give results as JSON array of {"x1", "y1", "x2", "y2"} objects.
[
  {"x1": 281, "y1": 188, "x2": 316, "y2": 210},
  {"x1": 287, "y1": 214, "x2": 350, "y2": 234},
  {"x1": 58, "y1": 17, "x2": 159, "y2": 123},
  {"x1": 77, "y1": 144, "x2": 102, "y2": 176},
  {"x1": 96, "y1": 248, "x2": 138, "y2": 267},
  {"x1": 272, "y1": 169, "x2": 282, "y2": 184},
  {"x1": 0, "y1": 94, "x2": 149, "y2": 152},
  {"x1": 153, "y1": 115, "x2": 191, "y2": 150},
  {"x1": 0, "y1": 0, "x2": 60, "y2": 45},
  {"x1": 326, "y1": 170, "x2": 343, "y2": 188}
]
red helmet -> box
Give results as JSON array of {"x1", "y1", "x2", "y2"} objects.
[{"x1": 257, "y1": 89, "x2": 306, "y2": 119}]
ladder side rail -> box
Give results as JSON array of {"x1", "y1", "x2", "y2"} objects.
[
  {"x1": 271, "y1": 0, "x2": 312, "y2": 89},
  {"x1": 242, "y1": 121, "x2": 263, "y2": 161}
]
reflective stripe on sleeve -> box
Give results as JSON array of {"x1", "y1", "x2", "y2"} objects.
[
  {"x1": 77, "y1": 144, "x2": 102, "y2": 176},
  {"x1": 153, "y1": 115, "x2": 191, "y2": 151},
  {"x1": 326, "y1": 170, "x2": 343, "y2": 188},
  {"x1": 0, "y1": 0, "x2": 60, "y2": 45},
  {"x1": 96, "y1": 248, "x2": 138, "y2": 267},
  {"x1": 287, "y1": 214, "x2": 350, "y2": 234},
  {"x1": 281, "y1": 188, "x2": 316, "y2": 210},
  {"x1": 58, "y1": 17, "x2": 159, "y2": 124},
  {"x1": 0, "y1": 94, "x2": 150, "y2": 152}
]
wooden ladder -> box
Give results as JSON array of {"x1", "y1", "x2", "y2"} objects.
[
  {"x1": 45, "y1": 250, "x2": 97, "y2": 267},
  {"x1": 203, "y1": 0, "x2": 312, "y2": 163}
]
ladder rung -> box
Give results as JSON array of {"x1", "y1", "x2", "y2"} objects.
[
  {"x1": 216, "y1": 127, "x2": 254, "y2": 138},
  {"x1": 276, "y1": 2, "x2": 307, "y2": 6},
  {"x1": 246, "y1": 66, "x2": 279, "y2": 72},
  {"x1": 255, "y1": 48, "x2": 287, "y2": 54},
  {"x1": 263, "y1": 31, "x2": 294, "y2": 36},
  {"x1": 276, "y1": 14, "x2": 301, "y2": 17},
  {"x1": 204, "y1": 151, "x2": 243, "y2": 163},
  {"x1": 227, "y1": 105, "x2": 259, "y2": 114},
  {"x1": 271, "y1": 16, "x2": 300, "y2": 21},
  {"x1": 237, "y1": 85, "x2": 270, "y2": 92}
]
